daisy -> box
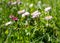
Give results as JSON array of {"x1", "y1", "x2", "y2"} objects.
[
  {"x1": 32, "y1": 10, "x2": 41, "y2": 18},
  {"x1": 45, "y1": 16, "x2": 53, "y2": 20},
  {"x1": 22, "y1": 12, "x2": 30, "y2": 17},
  {"x1": 8, "y1": 0, "x2": 22, "y2": 5},
  {"x1": 17, "y1": 9, "x2": 25, "y2": 14}
]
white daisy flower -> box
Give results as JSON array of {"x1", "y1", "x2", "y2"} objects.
[
  {"x1": 32, "y1": 10, "x2": 41, "y2": 18},
  {"x1": 5, "y1": 21, "x2": 13, "y2": 26},
  {"x1": 22, "y1": 12, "x2": 30, "y2": 17},
  {"x1": 45, "y1": 16, "x2": 53, "y2": 20},
  {"x1": 17, "y1": 9, "x2": 25, "y2": 14},
  {"x1": 44, "y1": 7, "x2": 51, "y2": 12}
]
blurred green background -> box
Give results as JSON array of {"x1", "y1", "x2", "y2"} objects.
[{"x1": 0, "y1": 0, "x2": 60, "y2": 43}]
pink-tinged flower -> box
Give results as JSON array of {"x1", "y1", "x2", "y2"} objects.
[
  {"x1": 12, "y1": 17, "x2": 18, "y2": 21},
  {"x1": 22, "y1": 12, "x2": 30, "y2": 17},
  {"x1": 9, "y1": 15, "x2": 18, "y2": 21},
  {"x1": 44, "y1": 7, "x2": 51, "y2": 12},
  {"x1": 45, "y1": 16, "x2": 53, "y2": 20},
  {"x1": 32, "y1": 10, "x2": 41, "y2": 18},
  {"x1": 17, "y1": 9, "x2": 25, "y2": 14}
]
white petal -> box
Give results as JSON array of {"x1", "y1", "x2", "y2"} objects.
[
  {"x1": 22, "y1": 12, "x2": 30, "y2": 17},
  {"x1": 5, "y1": 21, "x2": 12, "y2": 26},
  {"x1": 32, "y1": 10, "x2": 41, "y2": 18},
  {"x1": 45, "y1": 16, "x2": 52, "y2": 20},
  {"x1": 18, "y1": 9, "x2": 25, "y2": 14}
]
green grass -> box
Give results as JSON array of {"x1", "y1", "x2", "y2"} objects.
[{"x1": 0, "y1": 0, "x2": 60, "y2": 43}]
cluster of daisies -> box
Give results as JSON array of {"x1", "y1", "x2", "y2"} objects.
[
  {"x1": 7, "y1": 0, "x2": 22, "y2": 5},
  {"x1": 18, "y1": 9, "x2": 41, "y2": 18},
  {"x1": 4, "y1": 1, "x2": 53, "y2": 26},
  {"x1": 5, "y1": 6, "x2": 52, "y2": 26}
]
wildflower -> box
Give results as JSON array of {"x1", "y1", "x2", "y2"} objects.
[
  {"x1": 45, "y1": 16, "x2": 53, "y2": 20},
  {"x1": 44, "y1": 7, "x2": 51, "y2": 12},
  {"x1": 11, "y1": 0, "x2": 22, "y2": 5},
  {"x1": 22, "y1": 12, "x2": 30, "y2": 17},
  {"x1": 17, "y1": 9, "x2": 25, "y2": 14},
  {"x1": 32, "y1": 10, "x2": 41, "y2": 18},
  {"x1": 5, "y1": 21, "x2": 12, "y2": 26},
  {"x1": 12, "y1": 17, "x2": 18, "y2": 21},
  {"x1": 29, "y1": 3, "x2": 33, "y2": 8},
  {"x1": 9, "y1": 15, "x2": 18, "y2": 21}
]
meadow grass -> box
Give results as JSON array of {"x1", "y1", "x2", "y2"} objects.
[{"x1": 0, "y1": 0, "x2": 60, "y2": 43}]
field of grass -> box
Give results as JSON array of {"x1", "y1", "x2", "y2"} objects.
[{"x1": 0, "y1": 0, "x2": 60, "y2": 43}]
